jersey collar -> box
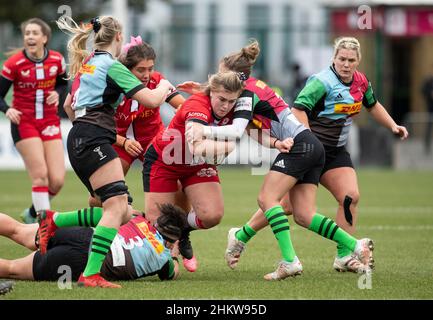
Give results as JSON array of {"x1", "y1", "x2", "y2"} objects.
[
  {"x1": 330, "y1": 64, "x2": 353, "y2": 87},
  {"x1": 23, "y1": 47, "x2": 48, "y2": 63}
]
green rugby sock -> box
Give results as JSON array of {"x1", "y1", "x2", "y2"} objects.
[
  {"x1": 235, "y1": 224, "x2": 257, "y2": 244},
  {"x1": 83, "y1": 225, "x2": 117, "y2": 277},
  {"x1": 53, "y1": 207, "x2": 103, "y2": 228},
  {"x1": 264, "y1": 205, "x2": 296, "y2": 262},
  {"x1": 308, "y1": 213, "x2": 357, "y2": 257}
]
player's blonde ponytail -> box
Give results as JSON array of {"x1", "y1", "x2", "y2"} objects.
[{"x1": 56, "y1": 15, "x2": 122, "y2": 78}]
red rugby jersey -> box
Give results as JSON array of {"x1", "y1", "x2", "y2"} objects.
[
  {"x1": 152, "y1": 93, "x2": 233, "y2": 164},
  {"x1": 1, "y1": 49, "x2": 66, "y2": 119},
  {"x1": 114, "y1": 71, "x2": 178, "y2": 144}
]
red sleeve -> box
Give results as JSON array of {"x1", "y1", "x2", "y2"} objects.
[
  {"x1": 1, "y1": 56, "x2": 17, "y2": 81},
  {"x1": 182, "y1": 95, "x2": 211, "y2": 125},
  {"x1": 152, "y1": 71, "x2": 164, "y2": 82}
]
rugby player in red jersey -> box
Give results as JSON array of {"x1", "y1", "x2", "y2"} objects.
[
  {"x1": 0, "y1": 18, "x2": 68, "y2": 224},
  {"x1": 142, "y1": 71, "x2": 244, "y2": 272}
]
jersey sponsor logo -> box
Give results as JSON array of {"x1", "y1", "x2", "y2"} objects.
[
  {"x1": 138, "y1": 109, "x2": 155, "y2": 119},
  {"x1": 334, "y1": 101, "x2": 362, "y2": 115},
  {"x1": 186, "y1": 111, "x2": 208, "y2": 122},
  {"x1": 38, "y1": 79, "x2": 56, "y2": 89},
  {"x1": 21, "y1": 69, "x2": 30, "y2": 77},
  {"x1": 79, "y1": 64, "x2": 96, "y2": 75},
  {"x1": 49, "y1": 65, "x2": 58, "y2": 77},
  {"x1": 41, "y1": 125, "x2": 60, "y2": 137},
  {"x1": 196, "y1": 167, "x2": 217, "y2": 178},
  {"x1": 235, "y1": 97, "x2": 253, "y2": 112},
  {"x1": 17, "y1": 79, "x2": 56, "y2": 89},
  {"x1": 135, "y1": 221, "x2": 165, "y2": 254},
  {"x1": 255, "y1": 80, "x2": 267, "y2": 89}
]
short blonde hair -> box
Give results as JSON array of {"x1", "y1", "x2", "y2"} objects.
[{"x1": 333, "y1": 37, "x2": 362, "y2": 61}]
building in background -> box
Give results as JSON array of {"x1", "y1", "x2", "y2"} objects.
[
  {"x1": 137, "y1": 0, "x2": 332, "y2": 101},
  {"x1": 325, "y1": 0, "x2": 433, "y2": 168}
]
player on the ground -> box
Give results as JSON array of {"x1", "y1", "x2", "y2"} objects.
[{"x1": 0, "y1": 204, "x2": 185, "y2": 283}]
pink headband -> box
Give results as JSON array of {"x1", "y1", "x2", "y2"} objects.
[{"x1": 122, "y1": 35, "x2": 143, "y2": 54}]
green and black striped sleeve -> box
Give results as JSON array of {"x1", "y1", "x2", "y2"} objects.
[
  {"x1": 107, "y1": 61, "x2": 145, "y2": 98},
  {"x1": 293, "y1": 78, "x2": 327, "y2": 115},
  {"x1": 362, "y1": 80, "x2": 377, "y2": 108}
]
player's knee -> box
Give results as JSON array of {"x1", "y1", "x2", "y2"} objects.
[
  {"x1": 94, "y1": 180, "x2": 129, "y2": 203},
  {"x1": 48, "y1": 178, "x2": 64, "y2": 195},
  {"x1": 88, "y1": 194, "x2": 102, "y2": 208},
  {"x1": 257, "y1": 193, "x2": 274, "y2": 212},
  {"x1": 338, "y1": 191, "x2": 360, "y2": 207},
  {"x1": 200, "y1": 208, "x2": 224, "y2": 228},
  {"x1": 292, "y1": 211, "x2": 311, "y2": 228},
  {"x1": 32, "y1": 175, "x2": 49, "y2": 187},
  {"x1": 123, "y1": 205, "x2": 135, "y2": 224},
  {"x1": 281, "y1": 202, "x2": 293, "y2": 215}
]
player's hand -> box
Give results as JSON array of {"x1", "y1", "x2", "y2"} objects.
[
  {"x1": 185, "y1": 122, "x2": 204, "y2": 143},
  {"x1": 124, "y1": 139, "x2": 143, "y2": 157},
  {"x1": 47, "y1": 90, "x2": 59, "y2": 107},
  {"x1": 176, "y1": 81, "x2": 201, "y2": 95},
  {"x1": 158, "y1": 79, "x2": 175, "y2": 92},
  {"x1": 276, "y1": 137, "x2": 294, "y2": 153},
  {"x1": 170, "y1": 240, "x2": 180, "y2": 258},
  {"x1": 5, "y1": 108, "x2": 22, "y2": 125},
  {"x1": 392, "y1": 125, "x2": 409, "y2": 140}
]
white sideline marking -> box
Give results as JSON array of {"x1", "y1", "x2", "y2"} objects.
[
  {"x1": 357, "y1": 225, "x2": 433, "y2": 231},
  {"x1": 318, "y1": 206, "x2": 433, "y2": 214}
]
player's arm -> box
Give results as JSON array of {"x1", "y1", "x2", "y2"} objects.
[
  {"x1": 291, "y1": 107, "x2": 310, "y2": 129},
  {"x1": 362, "y1": 80, "x2": 408, "y2": 140},
  {"x1": 116, "y1": 134, "x2": 143, "y2": 157},
  {"x1": 108, "y1": 61, "x2": 175, "y2": 108},
  {"x1": 158, "y1": 240, "x2": 180, "y2": 280},
  {"x1": 292, "y1": 77, "x2": 327, "y2": 118},
  {"x1": 0, "y1": 76, "x2": 12, "y2": 114},
  {"x1": 53, "y1": 72, "x2": 69, "y2": 106},
  {"x1": 166, "y1": 89, "x2": 185, "y2": 110},
  {"x1": 246, "y1": 123, "x2": 294, "y2": 153},
  {"x1": 0, "y1": 76, "x2": 22, "y2": 124},
  {"x1": 176, "y1": 81, "x2": 201, "y2": 95},
  {"x1": 63, "y1": 93, "x2": 75, "y2": 121},
  {"x1": 201, "y1": 90, "x2": 254, "y2": 140},
  {"x1": 157, "y1": 257, "x2": 180, "y2": 281},
  {"x1": 186, "y1": 121, "x2": 236, "y2": 159},
  {"x1": 367, "y1": 101, "x2": 409, "y2": 140}
]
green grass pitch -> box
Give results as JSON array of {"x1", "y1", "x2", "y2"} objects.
[{"x1": 0, "y1": 167, "x2": 432, "y2": 300}]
